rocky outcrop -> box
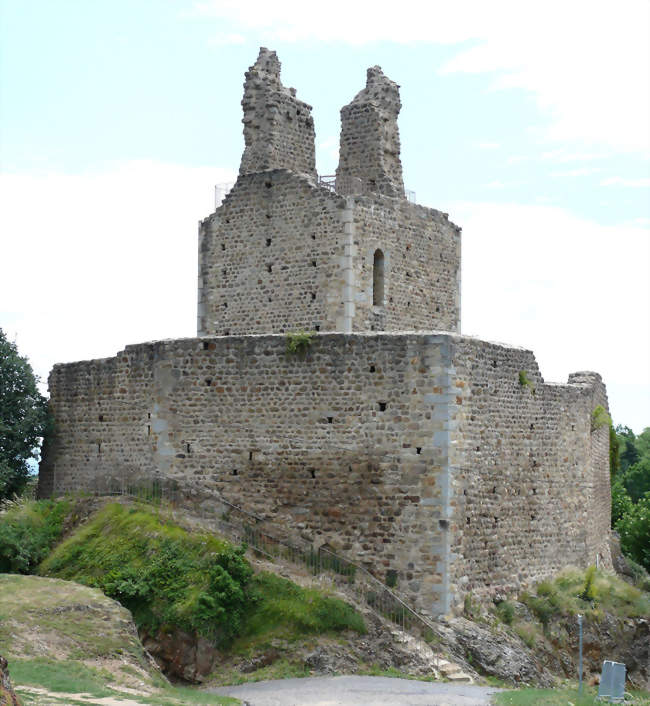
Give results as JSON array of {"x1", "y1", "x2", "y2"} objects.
[
  {"x1": 437, "y1": 617, "x2": 555, "y2": 686},
  {"x1": 0, "y1": 656, "x2": 20, "y2": 706},
  {"x1": 141, "y1": 629, "x2": 219, "y2": 683}
]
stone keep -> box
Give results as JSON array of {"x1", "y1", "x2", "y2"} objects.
[{"x1": 39, "y1": 48, "x2": 612, "y2": 618}]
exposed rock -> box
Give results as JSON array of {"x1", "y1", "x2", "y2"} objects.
[
  {"x1": 439, "y1": 617, "x2": 554, "y2": 686},
  {"x1": 0, "y1": 656, "x2": 20, "y2": 706},
  {"x1": 141, "y1": 629, "x2": 219, "y2": 683}
]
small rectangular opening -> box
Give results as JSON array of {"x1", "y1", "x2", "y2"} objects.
[
  {"x1": 378, "y1": 402, "x2": 387, "y2": 412},
  {"x1": 327, "y1": 416, "x2": 333, "y2": 424}
]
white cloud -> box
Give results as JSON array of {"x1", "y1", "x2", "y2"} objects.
[
  {"x1": 600, "y1": 176, "x2": 650, "y2": 188},
  {"x1": 193, "y1": 0, "x2": 649, "y2": 154},
  {"x1": 476, "y1": 141, "x2": 501, "y2": 150},
  {"x1": 316, "y1": 136, "x2": 340, "y2": 173},
  {"x1": 0, "y1": 161, "x2": 236, "y2": 391},
  {"x1": 550, "y1": 167, "x2": 602, "y2": 178},
  {"x1": 207, "y1": 32, "x2": 246, "y2": 46},
  {"x1": 453, "y1": 199, "x2": 650, "y2": 429},
  {"x1": 541, "y1": 150, "x2": 613, "y2": 163}
]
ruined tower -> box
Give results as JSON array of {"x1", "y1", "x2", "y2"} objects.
[
  {"x1": 40, "y1": 48, "x2": 612, "y2": 619},
  {"x1": 197, "y1": 50, "x2": 461, "y2": 337}
]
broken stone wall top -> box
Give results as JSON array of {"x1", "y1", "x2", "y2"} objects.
[
  {"x1": 239, "y1": 47, "x2": 316, "y2": 179},
  {"x1": 336, "y1": 66, "x2": 405, "y2": 198}
]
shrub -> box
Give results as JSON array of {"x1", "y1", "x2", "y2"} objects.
[
  {"x1": 286, "y1": 330, "x2": 313, "y2": 355},
  {"x1": 0, "y1": 498, "x2": 70, "y2": 573},
  {"x1": 385, "y1": 569, "x2": 398, "y2": 588},
  {"x1": 579, "y1": 565, "x2": 597, "y2": 602},
  {"x1": 518, "y1": 370, "x2": 535, "y2": 395},
  {"x1": 591, "y1": 405, "x2": 611, "y2": 432},
  {"x1": 495, "y1": 600, "x2": 515, "y2": 625},
  {"x1": 40, "y1": 503, "x2": 253, "y2": 644}
]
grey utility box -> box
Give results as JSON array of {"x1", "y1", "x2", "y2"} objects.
[{"x1": 598, "y1": 660, "x2": 626, "y2": 702}]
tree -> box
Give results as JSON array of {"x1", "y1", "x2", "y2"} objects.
[
  {"x1": 617, "y1": 492, "x2": 650, "y2": 572},
  {"x1": 616, "y1": 425, "x2": 640, "y2": 472},
  {"x1": 611, "y1": 477, "x2": 633, "y2": 526},
  {"x1": 622, "y1": 457, "x2": 650, "y2": 504},
  {"x1": 0, "y1": 329, "x2": 48, "y2": 499}
]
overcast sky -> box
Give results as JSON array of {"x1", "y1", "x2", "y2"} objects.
[{"x1": 1, "y1": 0, "x2": 649, "y2": 432}]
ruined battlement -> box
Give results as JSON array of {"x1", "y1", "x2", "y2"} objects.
[
  {"x1": 239, "y1": 48, "x2": 316, "y2": 179},
  {"x1": 198, "y1": 54, "x2": 459, "y2": 337},
  {"x1": 337, "y1": 66, "x2": 405, "y2": 198}
]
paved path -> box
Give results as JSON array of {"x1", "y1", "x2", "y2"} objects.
[{"x1": 208, "y1": 675, "x2": 501, "y2": 706}]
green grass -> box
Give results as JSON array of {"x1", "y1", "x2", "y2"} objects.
[
  {"x1": 243, "y1": 571, "x2": 366, "y2": 638},
  {"x1": 0, "y1": 573, "x2": 152, "y2": 675},
  {"x1": 493, "y1": 686, "x2": 650, "y2": 705},
  {"x1": 39, "y1": 502, "x2": 253, "y2": 644},
  {"x1": 522, "y1": 567, "x2": 650, "y2": 622},
  {"x1": 0, "y1": 498, "x2": 71, "y2": 573},
  {"x1": 39, "y1": 502, "x2": 365, "y2": 655},
  {"x1": 10, "y1": 658, "x2": 113, "y2": 697},
  {"x1": 10, "y1": 656, "x2": 240, "y2": 705}
]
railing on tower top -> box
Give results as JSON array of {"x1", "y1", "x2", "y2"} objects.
[
  {"x1": 215, "y1": 177, "x2": 415, "y2": 204},
  {"x1": 317, "y1": 175, "x2": 416, "y2": 203}
]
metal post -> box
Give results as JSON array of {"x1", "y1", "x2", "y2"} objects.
[{"x1": 578, "y1": 613, "x2": 583, "y2": 695}]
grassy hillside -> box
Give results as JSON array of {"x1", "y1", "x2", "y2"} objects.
[
  {"x1": 0, "y1": 574, "x2": 239, "y2": 705},
  {"x1": 38, "y1": 502, "x2": 365, "y2": 649}
]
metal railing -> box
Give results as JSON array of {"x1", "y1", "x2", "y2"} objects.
[
  {"x1": 317, "y1": 174, "x2": 416, "y2": 203},
  {"x1": 50, "y1": 473, "x2": 439, "y2": 641}
]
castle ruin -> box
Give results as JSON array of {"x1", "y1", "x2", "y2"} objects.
[{"x1": 39, "y1": 48, "x2": 612, "y2": 617}]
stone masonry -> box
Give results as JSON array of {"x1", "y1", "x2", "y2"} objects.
[{"x1": 39, "y1": 48, "x2": 611, "y2": 618}]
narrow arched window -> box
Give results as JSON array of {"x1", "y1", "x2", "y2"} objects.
[{"x1": 373, "y1": 249, "x2": 385, "y2": 306}]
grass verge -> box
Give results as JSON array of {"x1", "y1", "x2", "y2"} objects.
[{"x1": 493, "y1": 685, "x2": 650, "y2": 705}]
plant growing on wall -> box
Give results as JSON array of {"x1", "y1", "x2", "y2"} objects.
[
  {"x1": 518, "y1": 370, "x2": 535, "y2": 395},
  {"x1": 591, "y1": 405, "x2": 611, "y2": 432},
  {"x1": 286, "y1": 330, "x2": 313, "y2": 355}
]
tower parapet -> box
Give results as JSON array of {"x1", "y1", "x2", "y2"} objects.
[
  {"x1": 336, "y1": 66, "x2": 405, "y2": 198},
  {"x1": 239, "y1": 48, "x2": 316, "y2": 180}
]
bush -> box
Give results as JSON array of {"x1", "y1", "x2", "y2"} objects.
[
  {"x1": 0, "y1": 499, "x2": 70, "y2": 573},
  {"x1": 518, "y1": 370, "x2": 535, "y2": 394},
  {"x1": 496, "y1": 600, "x2": 515, "y2": 625},
  {"x1": 579, "y1": 565, "x2": 597, "y2": 602},
  {"x1": 286, "y1": 330, "x2": 313, "y2": 355},
  {"x1": 591, "y1": 405, "x2": 611, "y2": 431},
  {"x1": 40, "y1": 503, "x2": 253, "y2": 644}
]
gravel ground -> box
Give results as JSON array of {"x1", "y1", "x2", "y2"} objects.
[{"x1": 208, "y1": 675, "x2": 502, "y2": 705}]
